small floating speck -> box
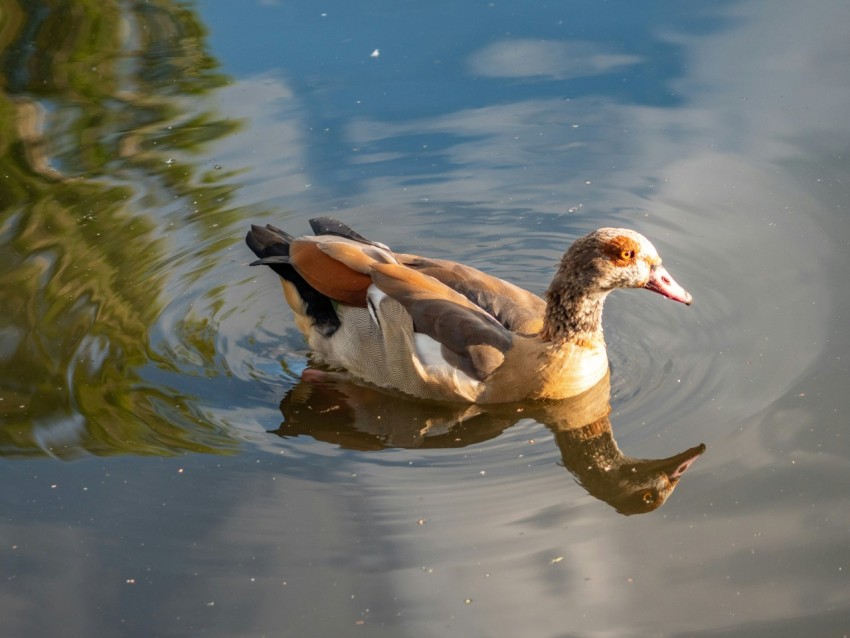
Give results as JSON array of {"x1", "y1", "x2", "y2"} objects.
[
  {"x1": 550, "y1": 556, "x2": 564, "y2": 564},
  {"x1": 370, "y1": 49, "x2": 380, "y2": 58},
  {"x1": 464, "y1": 598, "x2": 473, "y2": 604}
]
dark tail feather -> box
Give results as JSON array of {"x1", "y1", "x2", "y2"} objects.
[
  {"x1": 309, "y1": 216, "x2": 370, "y2": 241},
  {"x1": 308, "y1": 216, "x2": 389, "y2": 249},
  {"x1": 246, "y1": 224, "x2": 290, "y2": 256},
  {"x1": 250, "y1": 255, "x2": 290, "y2": 267},
  {"x1": 245, "y1": 223, "x2": 340, "y2": 336}
]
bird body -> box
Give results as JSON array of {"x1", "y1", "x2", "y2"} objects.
[{"x1": 246, "y1": 217, "x2": 691, "y2": 403}]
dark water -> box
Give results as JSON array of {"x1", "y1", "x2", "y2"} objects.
[{"x1": 2, "y1": 1, "x2": 849, "y2": 636}]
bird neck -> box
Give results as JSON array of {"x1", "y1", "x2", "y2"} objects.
[{"x1": 541, "y1": 263, "x2": 608, "y2": 347}]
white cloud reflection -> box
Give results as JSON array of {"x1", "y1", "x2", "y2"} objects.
[{"x1": 467, "y1": 39, "x2": 643, "y2": 79}]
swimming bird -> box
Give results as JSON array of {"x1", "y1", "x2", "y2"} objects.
[{"x1": 246, "y1": 217, "x2": 691, "y2": 403}]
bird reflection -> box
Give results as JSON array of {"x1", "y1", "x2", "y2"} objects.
[{"x1": 270, "y1": 369, "x2": 705, "y2": 515}]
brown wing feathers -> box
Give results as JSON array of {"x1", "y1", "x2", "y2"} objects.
[
  {"x1": 249, "y1": 219, "x2": 396, "y2": 309},
  {"x1": 399, "y1": 256, "x2": 545, "y2": 335},
  {"x1": 370, "y1": 263, "x2": 512, "y2": 380},
  {"x1": 249, "y1": 218, "x2": 516, "y2": 380},
  {"x1": 288, "y1": 240, "x2": 373, "y2": 307}
]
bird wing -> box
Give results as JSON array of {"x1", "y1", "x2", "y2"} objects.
[
  {"x1": 370, "y1": 262, "x2": 512, "y2": 381},
  {"x1": 395, "y1": 254, "x2": 546, "y2": 335}
]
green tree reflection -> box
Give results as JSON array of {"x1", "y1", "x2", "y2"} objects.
[{"x1": 0, "y1": 0, "x2": 243, "y2": 458}]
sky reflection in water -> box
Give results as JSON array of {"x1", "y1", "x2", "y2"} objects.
[{"x1": 1, "y1": 0, "x2": 849, "y2": 636}]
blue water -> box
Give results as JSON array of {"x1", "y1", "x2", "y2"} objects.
[{"x1": 1, "y1": 0, "x2": 849, "y2": 636}]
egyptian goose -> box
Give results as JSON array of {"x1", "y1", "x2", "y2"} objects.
[{"x1": 246, "y1": 217, "x2": 691, "y2": 403}]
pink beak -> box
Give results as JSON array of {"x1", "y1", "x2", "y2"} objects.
[{"x1": 645, "y1": 264, "x2": 692, "y2": 305}]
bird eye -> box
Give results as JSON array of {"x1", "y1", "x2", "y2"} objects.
[{"x1": 620, "y1": 249, "x2": 635, "y2": 260}]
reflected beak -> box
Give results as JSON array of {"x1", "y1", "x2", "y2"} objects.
[
  {"x1": 645, "y1": 264, "x2": 693, "y2": 305},
  {"x1": 663, "y1": 443, "x2": 706, "y2": 480},
  {"x1": 636, "y1": 443, "x2": 706, "y2": 482}
]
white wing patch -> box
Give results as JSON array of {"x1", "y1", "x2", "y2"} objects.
[
  {"x1": 366, "y1": 284, "x2": 387, "y2": 326},
  {"x1": 414, "y1": 333, "x2": 481, "y2": 399},
  {"x1": 366, "y1": 282, "x2": 482, "y2": 401}
]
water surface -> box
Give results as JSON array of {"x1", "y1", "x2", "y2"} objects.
[{"x1": 1, "y1": 1, "x2": 849, "y2": 636}]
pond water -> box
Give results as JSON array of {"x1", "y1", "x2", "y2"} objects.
[{"x1": 2, "y1": 0, "x2": 849, "y2": 636}]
